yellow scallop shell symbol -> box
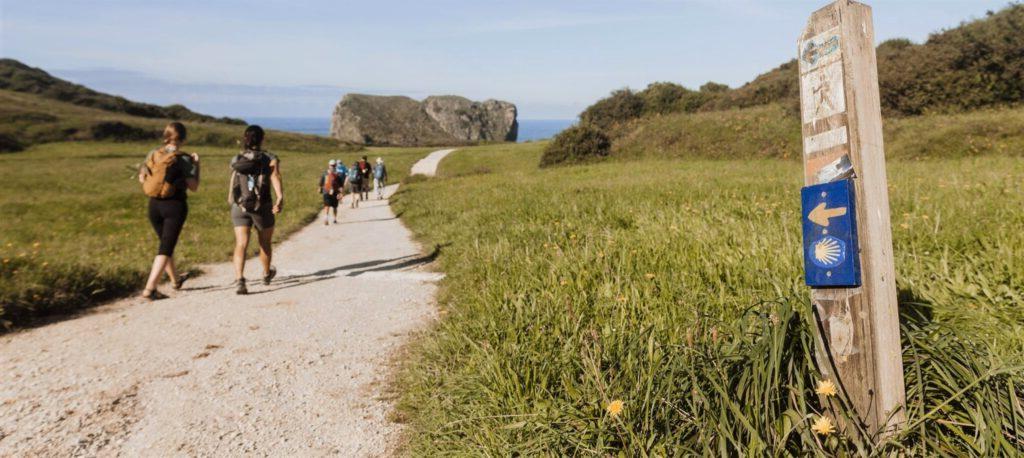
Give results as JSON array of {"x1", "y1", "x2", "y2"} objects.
[{"x1": 813, "y1": 237, "x2": 843, "y2": 267}]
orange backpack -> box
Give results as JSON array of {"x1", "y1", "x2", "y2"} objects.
[{"x1": 142, "y1": 148, "x2": 184, "y2": 198}]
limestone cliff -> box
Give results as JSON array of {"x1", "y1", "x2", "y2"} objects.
[{"x1": 330, "y1": 94, "x2": 517, "y2": 146}]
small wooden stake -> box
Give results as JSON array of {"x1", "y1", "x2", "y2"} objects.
[{"x1": 797, "y1": 0, "x2": 906, "y2": 437}]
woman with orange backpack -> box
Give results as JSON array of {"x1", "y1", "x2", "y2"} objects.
[{"x1": 137, "y1": 122, "x2": 200, "y2": 300}]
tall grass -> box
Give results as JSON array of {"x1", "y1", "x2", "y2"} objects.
[
  {"x1": 610, "y1": 104, "x2": 1024, "y2": 163},
  {"x1": 0, "y1": 141, "x2": 431, "y2": 327},
  {"x1": 392, "y1": 146, "x2": 1024, "y2": 455}
]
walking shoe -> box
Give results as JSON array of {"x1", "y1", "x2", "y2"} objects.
[
  {"x1": 235, "y1": 278, "x2": 248, "y2": 295},
  {"x1": 172, "y1": 272, "x2": 191, "y2": 290},
  {"x1": 141, "y1": 289, "x2": 168, "y2": 301},
  {"x1": 263, "y1": 267, "x2": 277, "y2": 286}
]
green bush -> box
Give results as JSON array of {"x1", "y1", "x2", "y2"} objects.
[
  {"x1": 639, "y1": 82, "x2": 691, "y2": 115},
  {"x1": 539, "y1": 124, "x2": 611, "y2": 167},
  {"x1": 579, "y1": 89, "x2": 645, "y2": 131}
]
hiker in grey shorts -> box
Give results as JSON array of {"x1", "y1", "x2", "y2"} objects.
[{"x1": 228, "y1": 125, "x2": 284, "y2": 295}]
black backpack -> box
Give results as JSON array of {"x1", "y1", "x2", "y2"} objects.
[{"x1": 231, "y1": 151, "x2": 272, "y2": 212}]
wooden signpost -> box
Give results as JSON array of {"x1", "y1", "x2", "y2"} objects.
[{"x1": 797, "y1": 1, "x2": 906, "y2": 437}]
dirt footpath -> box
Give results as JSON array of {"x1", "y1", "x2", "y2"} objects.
[{"x1": 0, "y1": 151, "x2": 453, "y2": 456}]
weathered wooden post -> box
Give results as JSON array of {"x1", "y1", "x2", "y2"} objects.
[{"x1": 797, "y1": 0, "x2": 906, "y2": 437}]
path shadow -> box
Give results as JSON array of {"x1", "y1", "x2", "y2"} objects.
[{"x1": 347, "y1": 243, "x2": 448, "y2": 277}]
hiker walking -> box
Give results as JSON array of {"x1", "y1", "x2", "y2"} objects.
[
  {"x1": 356, "y1": 155, "x2": 372, "y2": 200},
  {"x1": 319, "y1": 160, "x2": 341, "y2": 225},
  {"x1": 373, "y1": 157, "x2": 388, "y2": 200},
  {"x1": 345, "y1": 160, "x2": 363, "y2": 209},
  {"x1": 334, "y1": 159, "x2": 348, "y2": 205},
  {"x1": 137, "y1": 122, "x2": 200, "y2": 300},
  {"x1": 228, "y1": 125, "x2": 284, "y2": 295}
]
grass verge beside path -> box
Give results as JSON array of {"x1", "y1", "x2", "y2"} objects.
[
  {"x1": 0, "y1": 141, "x2": 431, "y2": 327},
  {"x1": 393, "y1": 143, "x2": 1023, "y2": 455}
]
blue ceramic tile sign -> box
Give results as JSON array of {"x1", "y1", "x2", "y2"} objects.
[{"x1": 801, "y1": 179, "x2": 861, "y2": 287}]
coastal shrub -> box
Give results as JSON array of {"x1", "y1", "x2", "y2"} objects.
[
  {"x1": 579, "y1": 89, "x2": 645, "y2": 131},
  {"x1": 0, "y1": 134, "x2": 24, "y2": 153},
  {"x1": 539, "y1": 124, "x2": 610, "y2": 167},
  {"x1": 639, "y1": 82, "x2": 691, "y2": 115},
  {"x1": 89, "y1": 121, "x2": 158, "y2": 142}
]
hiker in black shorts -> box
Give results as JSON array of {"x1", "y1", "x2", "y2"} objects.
[
  {"x1": 228, "y1": 125, "x2": 284, "y2": 294},
  {"x1": 318, "y1": 160, "x2": 341, "y2": 224},
  {"x1": 137, "y1": 122, "x2": 200, "y2": 300},
  {"x1": 356, "y1": 155, "x2": 372, "y2": 200}
]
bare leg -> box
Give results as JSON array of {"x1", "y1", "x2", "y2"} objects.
[
  {"x1": 163, "y1": 256, "x2": 178, "y2": 282},
  {"x1": 144, "y1": 255, "x2": 170, "y2": 292},
  {"x1": 233, "y1": 226, "x2": 251, "y2": 280},
  {"x1": 257, "y1": 227, "x2": 274, "y2": 275}
]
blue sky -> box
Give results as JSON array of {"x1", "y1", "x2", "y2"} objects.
[{"x1": 0, "y1": 0, "x2": 1010, "y2": 119}]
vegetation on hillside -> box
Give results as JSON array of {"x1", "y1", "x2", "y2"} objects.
[
  {"x1": 394, "y1": 143, "x2": 1024, "y2": 455},
  {"x1": 606, "y1": 103, "x2": 1024, "y2": 162},
  {"x1": 0, "y1": 89, "x2": 350, "y2": 153},
  {"x1": 545, "y1": 3, "x2": 1024, "y2": 166},
  {"x1": 0, "y1": 59, "x2": 244, "y2": 125},
  {"x1": 0, "y1": 142, "x2": 430, "y2": 328}
]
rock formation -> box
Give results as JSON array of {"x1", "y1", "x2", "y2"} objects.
[{"x1": 330, "y1": 94, "x2": 517, "y2": 146}]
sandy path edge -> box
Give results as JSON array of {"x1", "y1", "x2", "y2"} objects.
[{"x1": 0, "y1": 150, "x2": 454, "y2": 456}]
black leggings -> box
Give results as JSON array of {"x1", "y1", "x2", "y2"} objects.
[{"x1": 148, "y1": 198, "x2": 188, "y2": 256}]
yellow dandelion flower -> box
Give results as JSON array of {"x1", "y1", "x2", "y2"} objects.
[
  {"x1": 559, "y1": 279, "x2": 568, "y2": 286},
  {"x1": 811, "y1": 416, "x2": 835, "y2": 436},
  {"x1": 815, "y1": 379, "x2": 838, "y2": 397},
  {"x1": 644, "y1": 273, "x2": 655, "y2": 279},
  {"x1": 543, "y1": 242, "x2": 550, "y2": 248},
  {"x1": 606, "y1": 399, "x2": 624, "y2": 417}
]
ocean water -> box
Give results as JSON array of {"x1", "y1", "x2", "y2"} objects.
[{"x1": 246, "y1": 117, "x2": 573, "y2": 142}]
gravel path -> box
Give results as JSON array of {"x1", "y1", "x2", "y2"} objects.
[
  {"x1": 409, "y1": 149, "x2": 455, "y2": 177},
  {"x1": 0, "y1": 151, "x2": 451, "y2": 456}
]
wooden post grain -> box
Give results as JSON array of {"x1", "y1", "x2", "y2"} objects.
[{"x1": 797, "y1": 0, "x2": 906, "y2": 437}]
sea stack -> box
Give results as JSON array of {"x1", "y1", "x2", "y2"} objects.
[{"x1": 329, "y1": 94, "x2": 517, "y2": 146}]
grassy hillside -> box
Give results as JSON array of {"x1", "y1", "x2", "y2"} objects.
[
  {"x1": 392, "y1": 143, "x2": 1023, "y2": 454},
  {"x1": 0, "y1": 59, "x2": 243, "y2": 124},
  {"x1": 0, "y1": 89, "x2": 351, "y2": 153},
  {"x1": 609, "y1": 103, "x2": 1024, "y2": 162},
  {"x1": 0, "y1": 142, "x2": 431, "y2": 327}
]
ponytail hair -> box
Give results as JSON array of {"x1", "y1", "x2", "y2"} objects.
[
  {"x1": 243, "y1": 125, "x2": 265, "y2": 151},
  {"x1": 163, "y1": 122, "x2": 187, "y2": 145}
]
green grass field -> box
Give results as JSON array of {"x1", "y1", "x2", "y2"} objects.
[
  {"x1": 0, "y1": 140, "x2": 430, "y2": 326},
  {"x1": 392, "y1": 143, "x2": 1024, "y2": 455}
]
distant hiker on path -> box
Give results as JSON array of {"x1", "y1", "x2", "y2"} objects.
[
  {"x1": 357, "y1": 155, "x2": 372, "y2": 201},
  {"x1": 319, "y1": 160, "x2": 342, "y2": 225},
  {"x1": 137, "y1": 122, "x2": 200, "y2": 300},
  {"x1": 346, "y1": 160, "x2": 363, "y2": 209},
  {"x1": 228, "y1": 125, "x2": 283, "y2": 295},
  {"x1": 334, "y1": 159, "x2": 348, "y2": 207},
  {"x1": 373, "y1": 157, "x2": 388, "y2": 200}
]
